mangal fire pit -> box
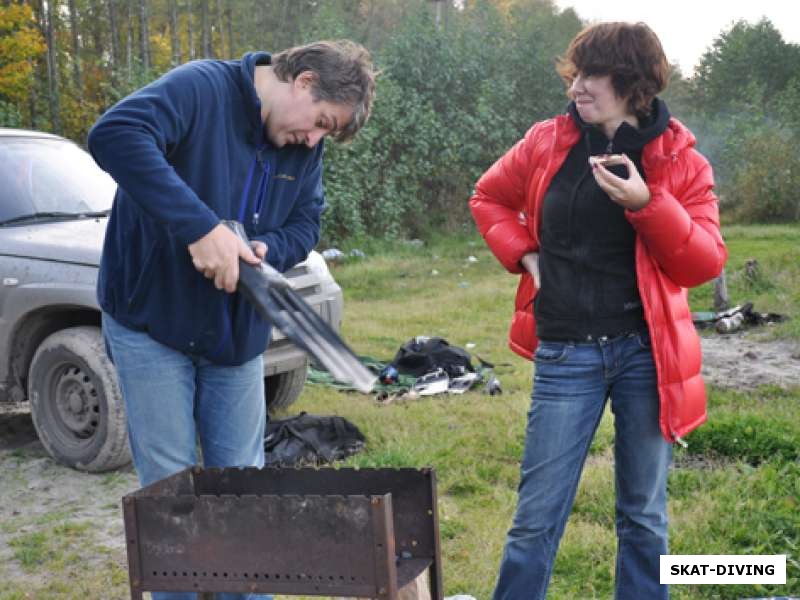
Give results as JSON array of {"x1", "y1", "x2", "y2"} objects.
[{"x1": 122, "y1": 466, "x2": 442, "y2": 599}]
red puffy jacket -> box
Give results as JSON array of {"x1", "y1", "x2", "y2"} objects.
[{"x1": 470, "y1": 114, "x2": 727, "y2": 442}]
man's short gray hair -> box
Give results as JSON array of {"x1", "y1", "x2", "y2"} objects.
[{"x1": 272, "y1": 40, "x2": 377, "y2": 142}]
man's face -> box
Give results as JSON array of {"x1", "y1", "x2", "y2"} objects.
[{"x1": 265, "y1": 71, "x2": 353, "y2": 149}]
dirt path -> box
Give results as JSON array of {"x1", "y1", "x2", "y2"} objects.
[
  {"x1": 0, "y1": 404, "x2": 138, "y2": 589},
  {"x1": 700, "y1": 333, "x2": 800, "y2": 390}
]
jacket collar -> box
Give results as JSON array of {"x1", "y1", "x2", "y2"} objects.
[
  {"x1": 239, "y1": 52, "x2": 272, "y2": 145},
  {"x1": 567, "y1": 98, "x2": 670, "y2": 154},
  {"x1": 552, "y1": 99, "x2": 696, "y2": 171},
  {"x1": 641, "y1": 116, "x2": 697, "y2": 171}
]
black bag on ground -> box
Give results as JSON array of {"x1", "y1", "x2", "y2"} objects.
[
  {"x1": 264, "y1": 412, "x2": 366, "y2": 466},
  {"x1": 390, "y1": 336, "x2": 475, "y2": 378}
]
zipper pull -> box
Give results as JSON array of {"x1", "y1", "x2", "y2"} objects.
[{"x1": 606, "y1": 141, "x2": 614, "y2": 153}]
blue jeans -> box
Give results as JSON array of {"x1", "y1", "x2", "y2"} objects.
[
  {"x1": 493, "y1": 330, "x2": 671, "y2": 600},
  {"x1": 102, "y1": 313, "x2": 269, "y2": 600}
]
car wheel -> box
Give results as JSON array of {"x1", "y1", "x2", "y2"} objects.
[
  {"x1": 28, "y1": 326, "x2": 131, "y2": 472},
  {"x1": 265, "y1": 360, "x2": 308, "y2": 413}
]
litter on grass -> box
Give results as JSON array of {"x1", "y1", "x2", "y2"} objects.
[
  {"x1": 692, "y1": 302, "x2": 787, "y2": 334},
  {"x1": 306, "y1": 336, "x2": 501, "y2": 401}
]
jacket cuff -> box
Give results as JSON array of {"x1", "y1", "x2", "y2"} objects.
[
  {"x1": 625, "y1": 184, "x2": 684, "y2": 227},
  {"x1": 172, "y1": 210, "x2": 221, "y2": 246},
  {"x1": 626, "y1": 185, "x2": 663, "y2": 221}
]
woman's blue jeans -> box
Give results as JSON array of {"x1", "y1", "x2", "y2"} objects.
[
  {"x1": 102, "y1": 313, "x2": 269, "y2": 600},
  {"x1": 493, "y1": 330, "x2": 671, "y2": 600}
]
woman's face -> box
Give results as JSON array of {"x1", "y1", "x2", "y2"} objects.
[{"x1": 569, "y1": 73, "x2": 630, "y2": 127}]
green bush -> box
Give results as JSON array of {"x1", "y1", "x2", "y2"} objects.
[
  {"x1": 685, "y1": 413, "x2": 800, "y2": 464},
  {"x1": 773, "y1": 76, "x2": 800, "y2": 133},
  {"x1": 323, "y1": 77, "x2": 444, "y2": 243},
  {"x1": 723, "y1": 125, "x2": 800, "y2": 223},
  {"x1": 0, "y1": 100, "x2": 22, "y2": 128},
  {"x1": 681, "y1": 19, "x2": 800, "y2": 225},
  {"x1": 318, "y1": 2, "x2": 582, "y2": 243}
]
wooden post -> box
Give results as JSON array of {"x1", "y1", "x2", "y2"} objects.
[{"x1": 713, "y1": 268, "x2": 729, "y2": 312}]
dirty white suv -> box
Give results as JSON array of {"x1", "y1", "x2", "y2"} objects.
[{"x1": 0, "y1": 128, "x2": 342, "y2": 472}]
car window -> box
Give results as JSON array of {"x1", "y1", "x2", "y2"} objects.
[{"x1": 0, "y1": 137, "x2": 116, "y2": 222}]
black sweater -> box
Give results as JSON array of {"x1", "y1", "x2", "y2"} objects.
[{"x1": 534, "y1": 99, "x2": 670, "y2": 341}]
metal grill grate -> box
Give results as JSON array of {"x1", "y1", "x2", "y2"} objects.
[{"x1": 123, "y1": 466, "x2": 442, "y2": 599}]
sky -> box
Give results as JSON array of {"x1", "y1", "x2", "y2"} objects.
[{"x1": 552, "y1": 0, "x2": 800, "y2": 76}]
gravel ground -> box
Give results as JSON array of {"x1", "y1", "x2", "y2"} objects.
[
  {"x1": 699, "y1": 332, "x2": 800, "y2": 390},
  {"x1": 0, "y1": 404, "x2": 138, "y2": 591}
]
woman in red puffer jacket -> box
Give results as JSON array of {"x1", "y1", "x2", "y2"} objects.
[{"x1": 470, "y1": 22, "x2": 727, "y2": 600}]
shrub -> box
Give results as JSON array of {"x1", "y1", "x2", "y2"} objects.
[
  {"x1": 724, "y1": 125, "x2": 800, "y2": 223},
  {"x1": 322, "y1": 76, "x2": 444, "y2": 244},
  {"x1": 685, "y1": 413, "x2": 800, "y2": 464},
  {"x1": 0, "y1": 100, "x2": 22, "y2": 128},
  {"x1": 317, "y1": 2, "x2": 582, "y2": 242}
]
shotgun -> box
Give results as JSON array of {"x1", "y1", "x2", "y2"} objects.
[{"x1": 225, "y1": 220, "x2": 376, "y2": 393}]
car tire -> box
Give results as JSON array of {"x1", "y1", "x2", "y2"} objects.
[
  {"x1": 265, "y1": 360, "x2": 308, "y2": 414},
  {"x1": 28, "y1": 326, "x2": 131, "y2": 472}
]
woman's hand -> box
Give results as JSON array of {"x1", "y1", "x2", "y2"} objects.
[
  {"x1": 590, "y1": 153, "x2": 651, "y2": 211},
  {"x1": 520, "y1": 252, "x2": 540, "y2": 288}
]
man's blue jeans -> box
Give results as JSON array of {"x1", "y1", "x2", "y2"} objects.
[
  {"x1": 493, "y1": 330, "x2": 671, "y2": 600},
  {"x1": 102, "y1": 313, "x2": 269, "y2": 600}
]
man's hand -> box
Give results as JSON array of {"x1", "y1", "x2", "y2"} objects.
[
  {"x1": 590, "y1": 153, "x2": 651, "y2": 211},
  {"x1": 250, "y1": 240, "x2": 268, "y2": 261},
  {"x1": 521, "y1": 252, "x2": 540, "y2": 288},
  {"x1": 188, "y1": 224, "x2": 265, "y2": 293}
]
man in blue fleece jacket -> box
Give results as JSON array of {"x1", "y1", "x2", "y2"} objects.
[{"x1": 88, "y1": 41, "x2": 375, "y2": 599}]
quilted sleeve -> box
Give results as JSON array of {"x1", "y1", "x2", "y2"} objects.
[
  {"x1": 469, "y1": 123, "x2": 543, "y2": 274},
  {"x1": 626, "y1": 149, "x2": 727, "y2": 288}
]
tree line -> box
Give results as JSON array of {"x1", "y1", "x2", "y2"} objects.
[{"x1": 2, "y1": 0, "x2": 799, "y2": 241}]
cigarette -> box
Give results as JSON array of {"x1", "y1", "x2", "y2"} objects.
[{"x1": 589, "y1": 154, "x2": 626, "y2": 167}]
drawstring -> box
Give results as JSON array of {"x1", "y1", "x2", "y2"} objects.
[
  {"x1": 236, "y1": 144, "x2": 269, "y2": 226},
  {"x1": 237, "y1": 147, "x2": 260, "y2": 223},
  {"x1": 252, "y1": 157, "x2": 270, "y2": 227}
]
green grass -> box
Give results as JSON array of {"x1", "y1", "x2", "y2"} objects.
[
  {"x1": 0, "y1": 514, "x2": 128, "y2": 600},
  {"x1": 290, "y1": 225, "x2": 800, "y2": 599},
  {"x1": 8, "y1": 521, "x2": 91, "y2": 570},
  {"x1": 0, "y1": 226, "x2": 797, "y2": 599}
]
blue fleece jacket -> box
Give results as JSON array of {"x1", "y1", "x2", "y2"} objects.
[{"x1": 88, "y1": 52, "x2": 325, "y2": 365}]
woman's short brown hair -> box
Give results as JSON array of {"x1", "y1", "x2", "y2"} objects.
[
  {"x1": 272, "y1": 40, "x2": 377, "y2": 142},
  {"x1": 556, "y1": 22, "x2": 670, "y2": 118}
]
